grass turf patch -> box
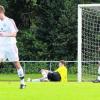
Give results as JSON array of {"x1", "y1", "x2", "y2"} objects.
[
  {"x1": 0, "y1": 82, "x2": 100, "y2": 100},
  {"x1": 0, "y1": 74, "x2": 77, "y2": 81},
  {"x1": 0, "y1": 74, "x2": 42, "y2": 81}
]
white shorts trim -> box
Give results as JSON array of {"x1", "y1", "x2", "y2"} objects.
[{"x1": 0, "y1": 45, "x2": 19, "y2": 62}]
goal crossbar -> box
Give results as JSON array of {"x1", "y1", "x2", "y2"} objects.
[{"x1": 78, "y1": 4, "x2": 100, "y2": 7}]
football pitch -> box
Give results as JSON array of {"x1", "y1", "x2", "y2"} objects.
[{"x1": 0, "y1": 82, "x2": 100, "y2": 100}]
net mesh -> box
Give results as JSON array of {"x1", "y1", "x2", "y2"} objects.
[{"x1": 81, "y1": 7, "x2": 100, "y2": 81}]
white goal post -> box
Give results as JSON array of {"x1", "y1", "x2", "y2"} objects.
[{"x1": 78, "y1": 4, "x2": 100, "y2": 82}]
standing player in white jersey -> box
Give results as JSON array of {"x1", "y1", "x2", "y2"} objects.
[{"x1": 0, "y1": 5, "x2": 25, "y2": 89}]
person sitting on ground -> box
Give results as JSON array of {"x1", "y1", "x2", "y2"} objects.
[{"x1": 28, "y1": 60, "x2": 68, "y2": 82}]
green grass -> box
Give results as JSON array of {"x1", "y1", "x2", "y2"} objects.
[
  {"x1": 0, "y1": 73, "x2": 97, "y2": 82},
  {"x1": 0, "y1": 74, "x2": 42, "y2": 81},
  {"x1": 0, "y1": 82, "x2": 100, "y2": 100},
  {"x1": 0, "y1": 73, "x2": 77, "y2": 81}
]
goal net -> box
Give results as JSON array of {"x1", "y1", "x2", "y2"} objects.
[{"x1": 78, "y1": 4, "x2": 100, "y2": 82}]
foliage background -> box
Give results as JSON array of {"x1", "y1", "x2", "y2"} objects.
[{"x1": 0, "y1": 0, "x2": 99, "y2": 61}]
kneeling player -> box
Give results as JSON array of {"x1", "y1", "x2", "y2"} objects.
[
  {"x1": 0, "y1": 5, "x2": 25, "y2": 89},
  {"x1": 31, "y1": 60, "x2": 67, "y2": 82}
]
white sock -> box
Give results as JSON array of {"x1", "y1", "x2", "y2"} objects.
[
  {"x1": 97, "y1": 66, "x2": 100, "y2": 80},
  {"x1": 98, "y1": 76, "x2": 100, "y2": 80},
  {"x1": 32, "y1": 77, "x2": 48, "y2": 82},
  {"x1": 17, "y1": 67, "x2": 25, "y2": 85},
  {"x1": 98, "y1": 66, "x2": 100, "y2": 74},
  {"x1": 41, "y1": 70, "x2": 48, "y2": 78},
  {"x1": 32, "y1": 79, "x2": 41, "y2": 82},
  {"x1": 20, "y1": 79, "x2": 25, "y2": 85},
  {"x1": 17, "y1": 67, "x2": 24, "y2": 77}
]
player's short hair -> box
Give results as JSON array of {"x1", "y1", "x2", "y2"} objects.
[
  {"x1": 59, "y1": 60, "x2": 65, "y2": 65},
  {"x1": 0, "y1": 5, "x2": 5, "y2": 13}
]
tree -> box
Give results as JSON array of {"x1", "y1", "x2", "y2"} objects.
[
  {"x1": 34, "y1": 0, "x2": 77, "y2": 60},
  {"x1": 6, "y1": 0, "x2": 48, "y2": 60},
  {"x1": 7, "y1": 0, "x2": 35, "y2": 27},
  {"x1": 0, "y1": 0, "x2": 100, "y2": 61},
  {"x1": 0, "y1": 0, "x2": 8, "y2": 8}
]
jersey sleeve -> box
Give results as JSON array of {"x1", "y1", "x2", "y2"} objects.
[
  {"x1": 55, "y1": 67, "x2": 61, "y2": 72},
  {"x1": 9, "y1": 19, "x2": 18, "y2": 33}
]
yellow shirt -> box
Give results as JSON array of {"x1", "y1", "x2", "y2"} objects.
[{"x1": 55, "y1": 65, "x2": 67, "y2": 82}]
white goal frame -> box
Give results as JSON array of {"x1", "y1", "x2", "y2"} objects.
[{"x1": 78, "y1": 4, "x2": 100, "y2": 82}]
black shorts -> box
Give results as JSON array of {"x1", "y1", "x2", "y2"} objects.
[{"x1": 47, "y1": 72, "x2": 61, "y2": 82}]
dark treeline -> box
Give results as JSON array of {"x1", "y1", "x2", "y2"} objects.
[{"x1": 0, "y1": 0, "x2": 99, "y2": 61}]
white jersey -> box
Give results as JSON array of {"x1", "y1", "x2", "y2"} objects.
[{"x1": 0, "y1": 17, "x2": 18, "y2": 45}]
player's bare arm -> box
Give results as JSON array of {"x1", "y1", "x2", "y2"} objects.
[{"x1": 0, "y1": 32, "x2": 17, "y2": 37}]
